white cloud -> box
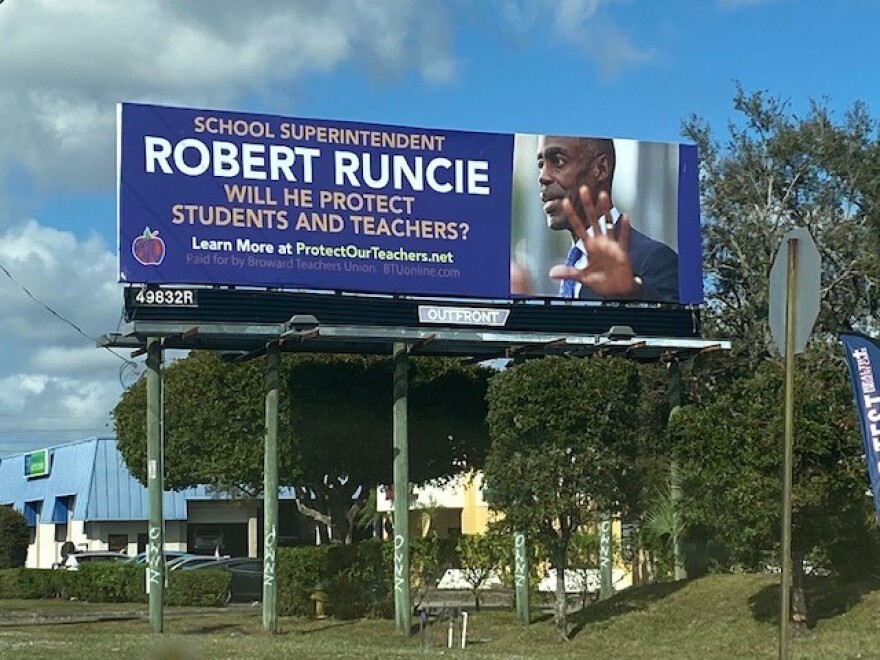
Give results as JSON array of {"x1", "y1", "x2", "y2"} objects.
[
  {"x1": 0, "y1": 219, "x2": 129, "y2": 454},
  {"x1": 1, "y1": 0, "x2": 468, "y2": 455},
  {"x1": 29, "y1": 346, "x2": 123, "y2": 375},
  {"x1": 0, "y1": 0, "x2": 660, "y2": 457},
  {"x1": 0, "y1": 0, "x2": 459, "y2": 200},
  {"x1": 0, "y1": 371, "x2": 117, "y2": 455},
  {"x1": 0, "y1": 221, "x2": 121, "y2": 344},
  {"x1": 496, "y1": 0, "x2": 653, "y2": 78}
]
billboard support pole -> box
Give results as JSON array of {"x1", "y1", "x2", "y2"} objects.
[
  {"x1": 668, "y1": 358, "x2": 686, "y2": 581},
  {"x1": 263, "y1": 341, "x2": 280, "y2": 633},
  {"x1": 514, "y1": 531, "x2": 530, "y2": 623},
  {"x1": 599, "y1": 513, "x2": 613, "y2": 600},
  {"x1": 393, "y1": 342, "x2": 411, "y2": 635},
  {"x1": 146, "y1": 336, "x2": 165, "y2": 633}
]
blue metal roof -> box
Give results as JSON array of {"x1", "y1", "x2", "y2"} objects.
[{"x1": 0, "y1": 437, "x2": 294, "y2": 522}]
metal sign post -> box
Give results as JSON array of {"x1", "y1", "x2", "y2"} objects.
[
  {"x1": 768, "y1": 228, "x2": 820, "y2": 659},
  {"x1": 779, "y1": 238, "x2": 798, "y2": 660}
]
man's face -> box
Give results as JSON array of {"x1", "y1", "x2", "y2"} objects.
[{"x1": 537, "y1": 136, "x2": 598, "y2": 232}]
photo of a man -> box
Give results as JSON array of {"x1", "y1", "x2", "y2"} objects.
[
  {"x1": 538, "y1": 135, "x2": 678, "y2": 302},
  {"x1": 510, "y1": 133, "x2": 685, "y2": 303}
]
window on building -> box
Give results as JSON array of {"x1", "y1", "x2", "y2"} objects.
[
  {"x1": 51, "y1": 495, "x2": 75, "y2": 524},
  {"x1": 137, "y1": 533, "x2": 148, "y2": 554},
  {"x1": 23, "y1": 500, "x2": 42, "y2": 527},
  {"x1": 108, "y1": 534, "x2": 129, "y2": 553}
]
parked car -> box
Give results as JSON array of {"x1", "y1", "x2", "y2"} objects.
[
  {"x1": 190, "y1": 557, "x2": 263, "y2": 602},
  {"x1": 192, "y1": 526, "x2": 225, "y2": 552},
  {"x1": 125, "y1": 550, "x2": 194, "y2": 565},
  {"x1": 60, "y1": 550, "x2": 130, "y2": 571},
  {"x1": 167, "y1": 555, "x2": 229, "y2": 571}
]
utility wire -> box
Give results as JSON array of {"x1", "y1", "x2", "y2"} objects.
[
  {"x1": 0, "y1": 427, "x2": 110, "y2": 435},
  {"x1": 0, "y1": 259, "x2": 139, "y2": 376},
  {"x1": 0, "y1": 413, "x2": 111, "y2": 420}
]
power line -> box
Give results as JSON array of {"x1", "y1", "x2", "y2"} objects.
[
  {"x1": 0, "y1": 427, "x2": 111, "y2": 435},
  {"x1": 0, "y1": 414, "x2": 112, "y2": 420},
  {"x1": 0, "y1": 258, "x2": 137, "y2": 371}
]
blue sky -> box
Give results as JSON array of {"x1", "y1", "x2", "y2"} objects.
[{"x1": 0, "y1": 0, "x2": 878, "y2": 455}]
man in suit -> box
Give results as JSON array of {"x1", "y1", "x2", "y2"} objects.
[{"x1": 537, "y1": 135, "x2": 679, "y2": 302}]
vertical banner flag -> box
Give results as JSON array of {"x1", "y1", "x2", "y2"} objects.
[{"x1": 839, "y1": 332, "x2": 880, "y2": 524}]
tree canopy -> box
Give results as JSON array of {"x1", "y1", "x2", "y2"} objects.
[
  {"x1": 484, "y1": 356, "x2": 641, "y2": 638},
  {"x1": 683, "y1": 84, "x2": 880, "y2": 365},
  {"x1": 114, "y1": 351, "x2": 492, "y2": 541},
  {"x1": 669, "y1": 361, "x2": 872, "y2": 567}
]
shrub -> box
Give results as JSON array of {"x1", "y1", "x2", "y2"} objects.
[
  {"x1": 456, "y1": 531, "x2": 508, "y2": 610},
  {"x1": 70, "y1": 563, "x2": 145, "y2": 602},
  {"x1": 410, "y1": 537, "x2": 458, "y2": 609},
  {"x1": 276, "y1": 541, "x2": 394, "y2": 619},
  {"x1": 0, "y1": 569, "x2": 24, "y2": 598},
  {"x1": 326, "y1": 540, "x2": 391, "y2": 619},
  {"x1": 277, "y1": 546, "x2": 329, "y2": 616},
  {"x1": 167, "y1": 569, "x2": 229, "y2": 606},
  {"x1": 0, "y1": 506, "x2": 30, "y2": 569},
  {"x1": 1, "y1": 568, "x2": 71, "y2": 599}
]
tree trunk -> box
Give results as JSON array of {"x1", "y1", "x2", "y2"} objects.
[
  {"x1": 553, "y1": 545, "x2": 569, "y2": 641},
  {"x1": 344, "y1": 500, "x2": 365, "y2": 545},
  {"x1": 295, "y1": 498, "x2": 334, "y2": 544},
  {"x1": 646, "y1": 550, "x2": 656, "y2": 583},
  {"x1": 790, "y1": 551, "x2": 808, "y2": 634}
]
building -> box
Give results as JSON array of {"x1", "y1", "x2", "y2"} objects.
[
  {"x1": 2, "y1": 437, "x2": 636, "y2": 592},
  {"x1": 377, "y1": 473, "x2": 634, "y2": 593},
  {"x1": 0, "y1": 437, "x2": 305, "y2": 568},
  {"x1": 377, "y1": 472, "x2": 496, "y2": 538}
]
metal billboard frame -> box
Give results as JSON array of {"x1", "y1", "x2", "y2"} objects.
[{"x1": 99, "y1": 287, "x2": 730, "y2": 634}]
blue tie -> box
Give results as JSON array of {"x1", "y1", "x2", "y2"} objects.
[{"x1": 559, "y1": 245, "x2": 582, "y2": 298}]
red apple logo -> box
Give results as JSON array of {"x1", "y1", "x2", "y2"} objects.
[{"x1": 132, "y1": 227, "x2": 166, "y2": 266}]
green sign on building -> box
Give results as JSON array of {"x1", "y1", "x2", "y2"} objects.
[{"x1": 24, "y1": 449, "x2": 49, "y2": 478}]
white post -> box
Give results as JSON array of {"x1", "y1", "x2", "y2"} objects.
[{"x1": 461, "y1": 611, "x2": 468, "y2": 649}]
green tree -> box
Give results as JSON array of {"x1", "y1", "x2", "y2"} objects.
[
  {"x1": 668, "y1": 360, "x2": 876, "y2": 629},
  {"x1": 114, "y1": 352, "x2": 491, "y2": 544},
  {"x1": 683, "y1": 84, "x2": 880, "y2": 365},
  {"x1": 676, "y1": 85, "x2": 880, "y2": 630},
  {"x1": 484, "y1": 356, "x2": 640, "y2": 640},
  {"x1": 456, "y1": 530, "x2": 507, "y2": 611},
  {"x1": 0, "y1": 505, "x2": 29, "y2": 569},
  {"x1": 567, "y1": 529, "x2": 601, "y2": 609}
]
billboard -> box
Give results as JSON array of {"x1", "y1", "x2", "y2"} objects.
[{"x1": 118, "y1": 103, "x2": 702, "y2": 304}]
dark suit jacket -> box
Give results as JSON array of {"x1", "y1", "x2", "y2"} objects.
[{"x1": 577, "y1": 227, "x2": 679, "y2": 303}]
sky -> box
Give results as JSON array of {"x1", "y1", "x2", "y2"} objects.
[{"x1": 1, "y1": 0, "x2": 878, "y2": 456}]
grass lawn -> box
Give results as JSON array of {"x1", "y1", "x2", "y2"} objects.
[{"x1": 0, "y1": 573, "x2": 878, "y2": 659}]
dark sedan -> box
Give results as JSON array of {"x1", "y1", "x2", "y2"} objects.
[{"x1": 190, "y1": 557, "x2": 263, "y2": 602}]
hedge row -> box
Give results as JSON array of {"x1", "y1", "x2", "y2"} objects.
[
  {"x1": 0, "y1": 563, "x2": 229, "y2": 606},
  {"x1": 0, "y1": 538, "x2": 461, "y2": 618}
]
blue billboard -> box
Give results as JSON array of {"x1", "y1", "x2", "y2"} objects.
[{"x1": 118, "y1": 103, "x2": 702, "y2": 304}]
